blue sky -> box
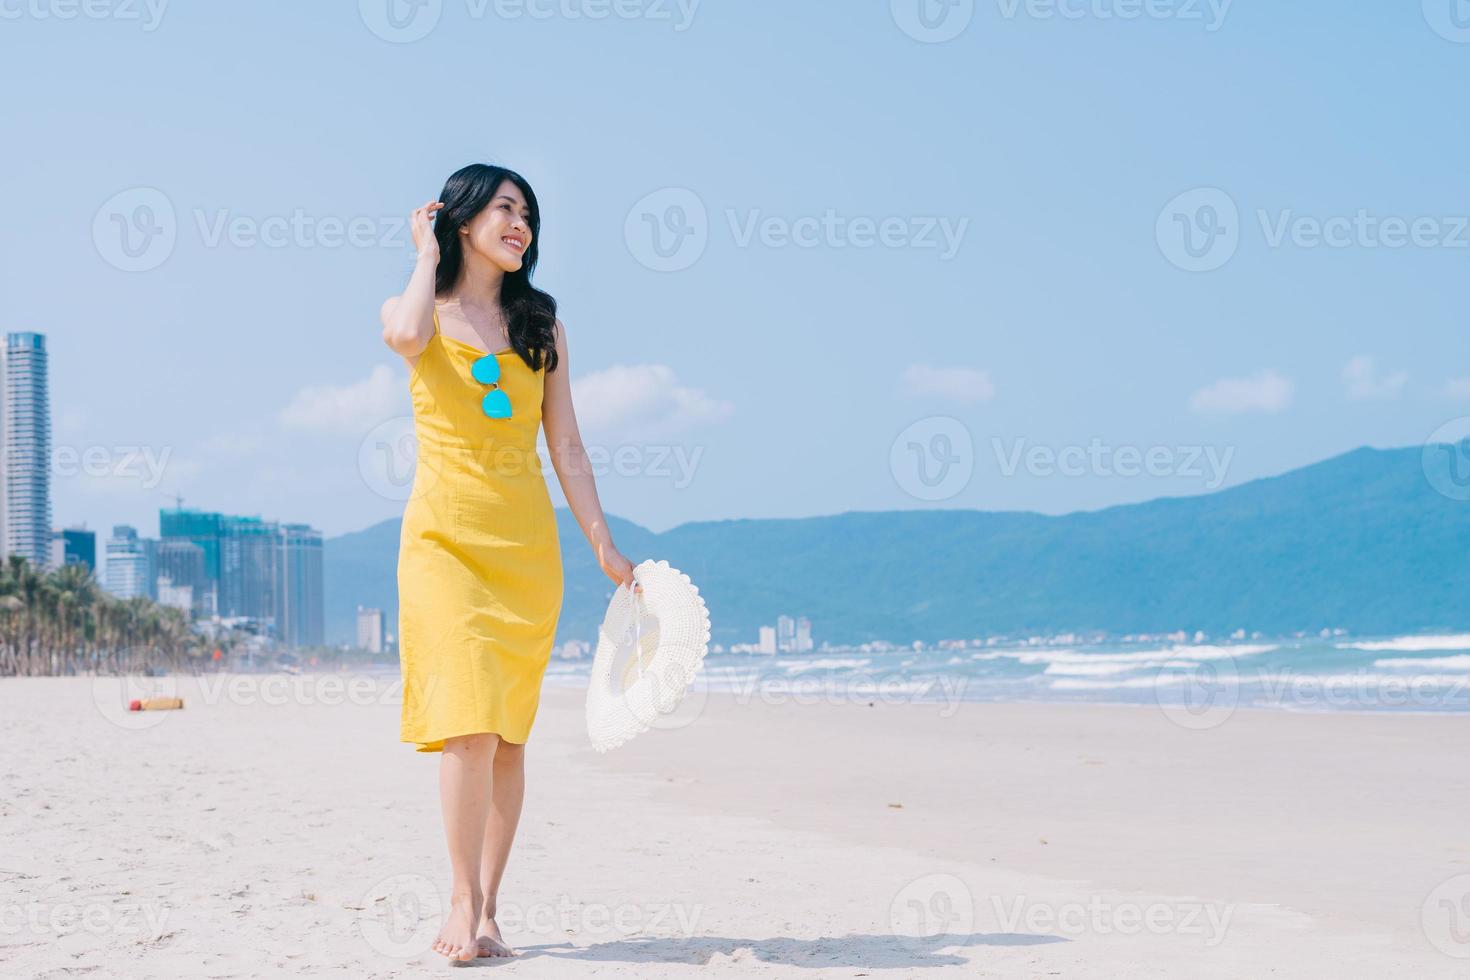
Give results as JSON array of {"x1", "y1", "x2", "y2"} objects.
[{"x1": 2, "y1": 1, "x2": 1467, "y2": 540}]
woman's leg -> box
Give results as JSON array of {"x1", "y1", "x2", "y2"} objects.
[
  {"x1": 432, "y1": 732, "x2": 498, "y2": 962},
  {"x1": 476, "y1": 739, "x2": 526, "y2": 956}
]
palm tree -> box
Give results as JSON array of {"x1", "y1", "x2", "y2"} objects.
[{"x1": 0, "y1": 556, "x2": 213, "y2": 677}]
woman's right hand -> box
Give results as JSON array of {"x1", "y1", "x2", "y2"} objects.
[{"x1": 410, "y1": 200, "x2": 443, "y2": 263}]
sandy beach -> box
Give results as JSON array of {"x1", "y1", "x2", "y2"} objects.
[{"x1": 2, "y1": 674, "x2": 1466, "y2": 977}]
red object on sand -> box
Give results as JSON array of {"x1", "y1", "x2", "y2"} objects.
[{"x1": 128, "y1": 699, "x2": 143, "y2": 711}]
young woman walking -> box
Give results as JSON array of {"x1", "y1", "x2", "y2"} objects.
[{"x1": 380, "y1": 163, "x2": 637, "y2": 961}]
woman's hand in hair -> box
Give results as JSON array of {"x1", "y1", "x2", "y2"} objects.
[{"x1": 410, "y1": 200, "x2": 443, "y2": 264}]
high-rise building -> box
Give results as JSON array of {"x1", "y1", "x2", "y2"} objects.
[
  {"x1": 158, "y1": 507, "x2": 323, "y2": 647},
  {"x1": 105, "y1": 525, "x2": 150, "y2": 598},
  {"x1": 758, "y1": 625, "x2": 777, "y2": 654},
  {"x1": 796, "y1": 616, "x2": 813, "y2": 652},
  {"x1": 276, "y1": 523, "x2": 323, "y2": 648},
  {"x1": 51, "y1": 526, "x2": 97, "y2": 574},
  {"x1": 155, "y1": 538, "x2": 207, "y2": 616},
  {"x1": 219, "y1": 515, "x2": 277, "y2": 622},
  {"x1": 356, "y1": 606, "x2": 384, "y2": 654},
  {"x1": 159, "y1": 508, "x2": 223, "y2": 614},
  {"x1": 777, "y1": 614, "x2": 796, "y2": 653},
  {"x1": 2, "y1": 332, "x2": 52, "y2": 568}
]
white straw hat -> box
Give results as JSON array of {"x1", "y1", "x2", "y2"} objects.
[{"x1": 585, "y1": 559, "x2": 711, "y2": 752}]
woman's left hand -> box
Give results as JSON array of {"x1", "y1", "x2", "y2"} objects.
[{"x1": 597, "y1": 543, "x2": 640, "y2": 593}]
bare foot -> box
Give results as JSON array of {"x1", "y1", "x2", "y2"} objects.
[
  {"x1": 477, "y1": 905, "x2": 517, "y2": 957},
  {"x1": 432, "y1": 892, "x2": 480, "y2": 963}
]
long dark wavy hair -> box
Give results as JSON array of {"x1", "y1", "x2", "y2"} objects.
[{"x1": 433, "y1": 164, "x2": 559, "y2": 374}]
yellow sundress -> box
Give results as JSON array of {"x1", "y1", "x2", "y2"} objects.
[{"x1": 397, "y1": 309, "x2": 564, "y2": 751}]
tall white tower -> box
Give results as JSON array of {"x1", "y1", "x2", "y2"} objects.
[{"x1": 2, "y1": 333, "x2": 52, "y2": 569}]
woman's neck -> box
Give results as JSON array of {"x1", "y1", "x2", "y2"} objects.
[{"x1": 453, "y1": 251, "x2": 505, "y2": 307}]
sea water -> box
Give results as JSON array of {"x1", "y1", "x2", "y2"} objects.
[{"x1": 542, "y1": 633, "x2": 1470, "y2": 714}]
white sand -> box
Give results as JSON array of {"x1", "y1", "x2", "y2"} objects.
[{"x1": 2, "y1": 673, "x2": 1467, "y2": 977}]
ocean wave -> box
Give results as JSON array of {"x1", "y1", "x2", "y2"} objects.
[
  {"x1": 1052, "y1": 671, "x2": 1470, "y2": 692},
  {"x1": 777, "y1": 657, "x2": 872, "y2": 673},
  {"x1": 1373, "y1": 654, "x2": 1470, "y2": 670},
  {"x1": 1042, "y1": 661, "x2": 1171, "y2": 677},
  {"x1": 1011, "y1": 644, "x2": 1275, "y2": 666},
  {"x1": 1337, "y1": 634, "x2": 1470, "y2": 652}
]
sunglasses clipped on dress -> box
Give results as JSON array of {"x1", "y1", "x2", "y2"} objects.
[{"x1": 470, "y1": 352, "x2": 512, "y2": 419}]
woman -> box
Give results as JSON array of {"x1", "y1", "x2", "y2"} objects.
[{"x1": 380, "y1": 163, "x2": 637, "y2": 962}]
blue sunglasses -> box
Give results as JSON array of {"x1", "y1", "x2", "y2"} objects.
[{"x1": 470, "y1": 354, "x2": 513, "y2": 419}]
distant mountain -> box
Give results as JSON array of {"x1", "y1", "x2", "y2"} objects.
[{"x1": 324, "y1": 445, "x2": 1470, "y2": 648}]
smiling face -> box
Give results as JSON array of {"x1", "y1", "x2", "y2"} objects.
[{"x1": 460, "y1": 178, "x2": 534, "y2": 273}]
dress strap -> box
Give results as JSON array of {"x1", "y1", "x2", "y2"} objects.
[{"x1": 431, "y1": 306, "x2": 440, "y2": 336}]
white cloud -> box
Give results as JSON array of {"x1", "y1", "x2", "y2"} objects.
[
  {"x1": 572, "y1": 364, "x2": 732, "y2": 441},
  {"x1": 277, "y1": 364, "x2": 407, "y2": 436},
  {"x1": 1189, "y1": 370, "x2": 1293, "y2": 415},
  {"x1": 899, "y1": 364, "x2": 996, "y2": 404},
  {"x1": 1342, "y1": 355, "x2": 1407, "y2": 400}
]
